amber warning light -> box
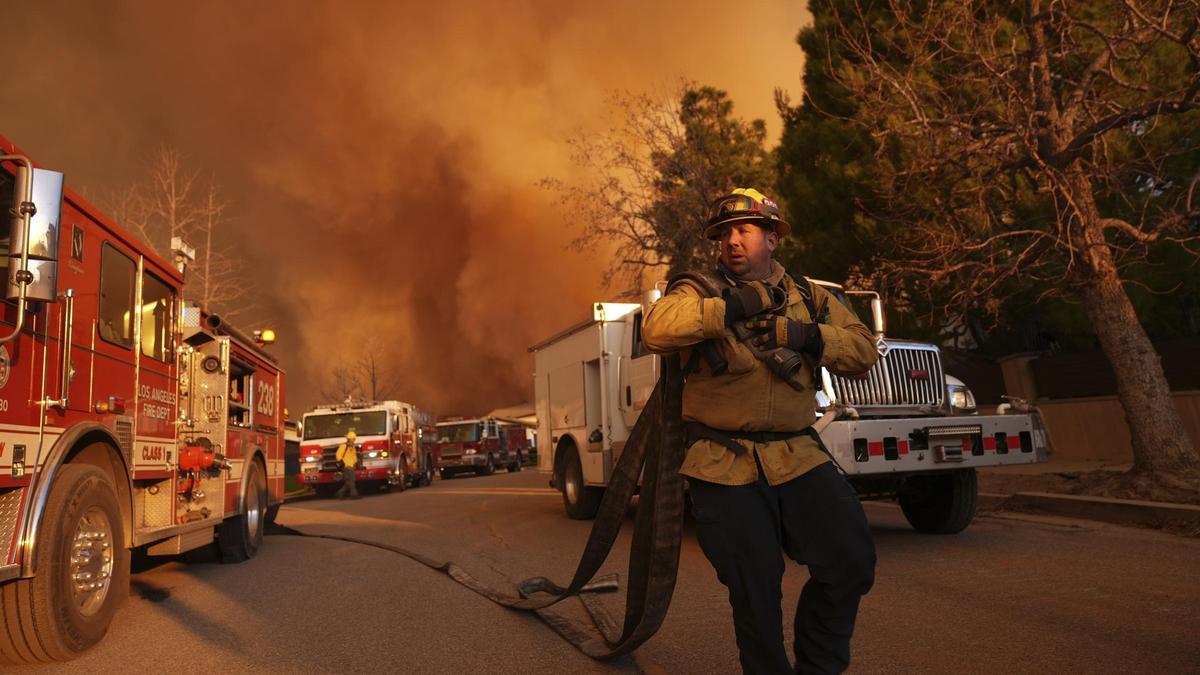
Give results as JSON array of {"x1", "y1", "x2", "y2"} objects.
[
  {"x1": 94, "y1": 397, "x2": 127, "y2": 414},
  {"x1": 253, "y1": 328, "x2": 276, "y2": 346}
]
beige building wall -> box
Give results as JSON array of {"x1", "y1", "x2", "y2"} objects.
[{"x1": 1032, "y1": 393, "x2": 1200, "y2": 462}]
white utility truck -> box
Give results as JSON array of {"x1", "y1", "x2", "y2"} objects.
[{"x1": 531, "y1": 282, "x2": 1050, "y2": 533}]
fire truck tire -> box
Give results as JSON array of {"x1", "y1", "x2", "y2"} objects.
[
  {"x1": 507, "y1": 452, "x2": 523, "y2": 472},
  {"x1": 217, "y1": 460, "x2": 266, "y2": 563},
  {"x1": 479, "y1": 454, "x2": 496, "y2": 476},
  {"x1": 560, "y1": 448, "x2": 602, "y2": 520},
  {"x1": 898, "y1": 468, "x2": 977, "y2": 534},
  {"x1": 440, "y1": 468, "x2": 454, "y2": 480},
  {"x1": 0, "y1": 464, "x2": 129, "y2": 664}
]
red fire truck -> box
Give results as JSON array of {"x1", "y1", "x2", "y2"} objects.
[
  {"x1": 298, "y1": 400, "x2": 438, "y2": 495},
  {"x1": 0, "y1": 137, "x2": 286, "y2": 663},
  {"x1": 435, "y1": 417, "x2": 529, "y2": 478}
]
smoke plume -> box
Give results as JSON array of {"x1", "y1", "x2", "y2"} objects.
[{"x1": 1, "y1": 0, "x2": 808, "y2": 415}]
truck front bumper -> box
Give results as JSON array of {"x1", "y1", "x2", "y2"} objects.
[
  {"x1": 299, "y1": 467, "x2": 393, "y2": 483},
  {"x1": 820, "y1": 412, "x2": 1050, "y2": 476}
]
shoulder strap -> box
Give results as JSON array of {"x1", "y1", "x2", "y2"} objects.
[
  {"x1": 792, "y1": 275, "x2": 828, "y2": 324},
  {"x1": 786, "y1": 274, "x2": 827, "y2": 392}
]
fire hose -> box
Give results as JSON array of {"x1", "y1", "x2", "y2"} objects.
[{"x1": 270, "y1": 356, "x2": 847, "y2": 659}]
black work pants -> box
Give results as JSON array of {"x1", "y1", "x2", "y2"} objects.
[
  {"x1": 690, "y1": 462, "x2": 876, "y2": 674},
  {"x1": 336, "y1": 465, "x2": 359, "y2": 498}
]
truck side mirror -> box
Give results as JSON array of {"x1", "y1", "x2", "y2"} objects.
[
  {"x1": 870, "y1": 296, "x2": 885, "y2": 338},
  {"x1": 7, "y1": 167, "x2": 64, "y2": 302},
  {"x1": 845, "y1": 289, "x2": 886, "y2": 340}
]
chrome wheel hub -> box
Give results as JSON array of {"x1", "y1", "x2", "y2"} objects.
[
  {"x1": 565, "y1": 471, "x2": 579, "y2": 504},
  {"x1": 70, "y1": 506, "x2": 114, "y2": 617},
  {"x1": 245, "y1": 481, "x2": 262, "y2": 536}
]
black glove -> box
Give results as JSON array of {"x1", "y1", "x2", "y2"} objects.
[
  {"x1": 722, "y1": 282, "x2": 786, "y2": 325},
  {"x1": 742, "y1": 316, "x2": 823, "y2": 356}
]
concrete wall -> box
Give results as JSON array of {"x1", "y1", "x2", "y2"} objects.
[{"x1": 1034, "y1": 392, "x2": 1200, "y2": 462}]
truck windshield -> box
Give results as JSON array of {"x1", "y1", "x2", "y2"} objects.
[
  {"x1": 303, "y1": 411, "x2": 387, "y2": 440},
  {"x1": 438, "y1": 423, "x2": 479, "y2": 443}
]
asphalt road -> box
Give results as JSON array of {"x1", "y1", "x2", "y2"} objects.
[{"x1": 16, "y1": 470, "x2": 1200, "y2": 673}]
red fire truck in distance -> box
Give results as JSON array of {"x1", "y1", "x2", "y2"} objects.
[
  {"x1": 0, "y1": 137, "x2": 286, "y2": 663},
  {"x1": 298, "y1": 400, "x2": 437, "y2": 495},
  {"x1": 435, "y1": 417, "x2": 529, "y2": 478}
]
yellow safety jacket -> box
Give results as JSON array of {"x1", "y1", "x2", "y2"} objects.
[{"x1": 335, "y1": 443, "x2": 358, "y2": 469}]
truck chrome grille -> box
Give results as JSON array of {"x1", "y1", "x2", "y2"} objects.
[
  {"x1": 320, "y1": 446, "x2": 340, "y2": 472},
  {"x1": 829, "y1": 344, "x2": 944, "y2": 408}
]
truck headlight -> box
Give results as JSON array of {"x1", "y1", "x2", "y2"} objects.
[
  {"x1": 948, "y1": 385, "x2": 977, "y2": 414},
  {"x1": 464, "y1": 448, "x2": 476, "y2": 456},
  {"x1": 368, "y1": 451, "x2": 379, "y2": 458}
]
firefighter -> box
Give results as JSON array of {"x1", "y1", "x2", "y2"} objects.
[
  {"x1": 641, "y1": 188, "x2": 880, "y2": 674},
  {"x1": 335, "y1": 431, "x2": 361, "y2": 499}
]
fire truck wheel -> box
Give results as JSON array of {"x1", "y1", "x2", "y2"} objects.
[
  {"x1": 218, "y1": 460, "x2": 266, "y2": 563},
  {"x1": 898, "y1": 468, "x2": 977, "y2": 534},
  {"x1": 479, "y1": 454, "x2": 496, "y2": 476},
  {"x1": 560, "y1": 448, "x2": 602, "y2": 520},
  {"x1": 440, "y1": 468, "x2": 453, "y2": 480},
  {"x1": 0, "y1": 463, "x2": 129, "y2": 664},
  {"x1": 507, "y1": 452, "x2": 522, "y2": 473}
]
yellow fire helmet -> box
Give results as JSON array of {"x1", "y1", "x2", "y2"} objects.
[
  {"x1": 346, "y1": 431, "x2": 357, "y2": 441},
  {"x1": 704, "y1": 187, "x2": 791, "y2": 239}
]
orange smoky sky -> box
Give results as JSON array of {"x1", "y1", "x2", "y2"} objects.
[{"x1": 1, "y1": 1, "x2": 810, "y2": 416}]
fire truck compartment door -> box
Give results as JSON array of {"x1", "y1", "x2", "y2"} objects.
[
  {"x1": 189, "y1": 338, "x2": 230, "y2": 429},
  {"x1": 618, "y1": 312, "x2": 657, "y2": 429},
  {"x1": 548, "y1": 362, "x2": 584, "y2": 431}
]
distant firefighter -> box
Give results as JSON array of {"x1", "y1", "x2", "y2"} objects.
[{"x1": 336, "y1": 431, "x2": 361, "y2": 499}]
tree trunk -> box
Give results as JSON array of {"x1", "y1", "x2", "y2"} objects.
[
  {"x1": 1069, "y1": 169, "x2": 1200, "y2": 479},
  {"x1": 1077, "y1": 271, "x2": 1199, "y2": 476}
]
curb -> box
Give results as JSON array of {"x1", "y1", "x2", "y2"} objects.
[{"x1": 993, "y1": 491, "x2": 1200, "y2": 529}]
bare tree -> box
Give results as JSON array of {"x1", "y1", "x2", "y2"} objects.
[
  {"x1": 102, "y1": 145, "x2": 258, "y2": 323},
  {"x1": 105, "y1": 183, "x2": 154, "y2": 247},
  {"x1": 544, "y1": 84, "x2": 775, "y2": 289},
  {"x1": 319, "y1": 339, "x2": 400, "y2": 403},
  {"x1": 188, "y1": 182, "x2": 254, "y2": 321},
  {"x1": 147, "y1": 145, "x2": 200, "y2": 249},
  {"x1": 816, "y1": 0, "x2": 1200, "y2": 489}
]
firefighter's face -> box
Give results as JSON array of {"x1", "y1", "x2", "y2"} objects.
[{"x1": 719, "y1": 222, "x2": 777, "y2": 279}]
